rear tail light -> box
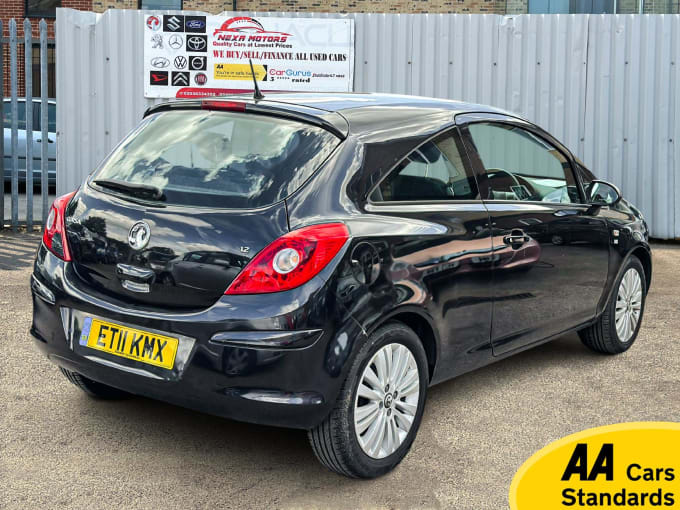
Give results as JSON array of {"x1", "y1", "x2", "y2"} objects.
[
  {"x1": 43, "y1": 191, "x2": 76, "y2": 261},
  {"x1": 225, "y1": 223, "x2": 349, "y2": 295}
]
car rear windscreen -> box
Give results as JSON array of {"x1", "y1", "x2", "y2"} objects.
[{"x1": 91, "y1": 110, "x2": 340, "y2": 208}]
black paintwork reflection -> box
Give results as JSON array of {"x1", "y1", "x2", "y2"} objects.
[
  {"x1": 31, "y1": 95, "x2": 652, "y2": 430},
  {"x1": 65, "y1": 188, "x2": 286, "y2": 311}
]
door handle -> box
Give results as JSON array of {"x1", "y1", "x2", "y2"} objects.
[
  {"x1": 36, "y1": 138, "x2": 54, "y2": 143},
  {"x1": 503, "y1": 229, "x2": 529, "y2": 249}
]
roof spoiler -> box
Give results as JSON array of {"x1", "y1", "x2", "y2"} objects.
[{"x1": 143, "y1": 100, "x2": 348, "y2": 139}]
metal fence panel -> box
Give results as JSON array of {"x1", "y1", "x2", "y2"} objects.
[
  {"x1": 584, "y1": 14, "x2": 679, "y2": 240},
  {"x1": 1, "y1": 18, "x2": 53, "y2": 230},
  {"x1": 10, "y1": 20, "x2": 19, "y2": 232},
  {"x1": 55, "y1": 10, "x2": 680, "y2": 239}
]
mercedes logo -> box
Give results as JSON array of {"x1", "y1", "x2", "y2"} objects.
[
  {"x1": 187, "y1": 36, "x2": 206, "y2": 51},
  {"x1": 168, "y1": 34, "x2": 183, "y2": 50},
  {"x1": 128, "y1": 221, "x2": 151, "y2": 250}
]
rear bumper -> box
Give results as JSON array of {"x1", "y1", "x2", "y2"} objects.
[{"x1": 31, "y1": 244, "x2": 365, "y2": 430}]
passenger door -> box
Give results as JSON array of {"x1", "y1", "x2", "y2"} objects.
[
  {"x1": 366, "y1": 128, "x2": 494, "y2": 380},
  {"x1": 457, "y1": 114, "x2": 610, "y2": 356}
]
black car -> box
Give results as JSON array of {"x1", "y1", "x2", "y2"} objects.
[{"x1": 31, "y1": 93, "x2": 651, "y2": 478}]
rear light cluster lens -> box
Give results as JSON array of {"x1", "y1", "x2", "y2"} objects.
[
  {"x1": 43, "y1": 191, "x2": 76, "y2": 261},
  {"x1": 201, "y1": 100, "x2": 247, "y2": 112},
  {"x1": 225, "y1": 223, "x2": 349, "y2": 295}
]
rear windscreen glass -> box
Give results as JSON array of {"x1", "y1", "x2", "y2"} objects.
[{"x1": 91, "y1": 110, "x2": 340, "y2": 208}]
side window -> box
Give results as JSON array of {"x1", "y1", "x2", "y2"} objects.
[
  {"x1": 466, "y1": 123, "x2": 580, "y2": 204},
  {"x1": 2, "y1": 101, "x2": 27, "y2": 130},
  {"x1": 371, "y1": 132, "x2": 479, "y2": 202}
]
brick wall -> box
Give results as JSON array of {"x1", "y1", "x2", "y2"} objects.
[
  {"x1": 1, "y1": 0, "x2": 91, "y2": 97},
  {"x1": 182, "y1": 0, "x2": 506, "y2": 13},
  {"x1": 92, "y1": 0, "x2": 137, "y2": 13}
]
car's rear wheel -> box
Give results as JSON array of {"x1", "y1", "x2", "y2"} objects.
[
  {"x1": 579, "y1": 255, "x2": 646, "y2": 354},
  {"x1": 308, "y1": 322, "x2": 428, "y2": 478},
  {"x1": 59, "y1": 367, "x2": 130, "y2": 399}
]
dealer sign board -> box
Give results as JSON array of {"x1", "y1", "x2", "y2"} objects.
[{"x1": 144, "y1": 14, "x2": 354, "y2": 98}]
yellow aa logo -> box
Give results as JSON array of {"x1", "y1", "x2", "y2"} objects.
[{"x1": 510, "y1": 422, "x2": 680, "y2": 509}]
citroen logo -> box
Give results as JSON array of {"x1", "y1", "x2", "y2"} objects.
[{"x1": 128, "y1": 221, "x2": 151, "y2": 250}]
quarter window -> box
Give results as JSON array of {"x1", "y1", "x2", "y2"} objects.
[
  {"x1": 466, "y1": 123, "x2": 580, "y2": 204},
  {"x1": 371, "y1": 132, "x2": 479, "y2": 202}
]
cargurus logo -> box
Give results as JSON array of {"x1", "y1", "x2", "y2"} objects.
[{"x1": 270, "y1": 68, "x2": 311, "y2": 77}]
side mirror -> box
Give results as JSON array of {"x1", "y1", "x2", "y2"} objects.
[{"x1": 586, "y1": 180, "x2": 622, "y2": 206}]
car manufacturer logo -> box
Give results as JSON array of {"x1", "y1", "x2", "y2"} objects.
[
  {"x1": 150, "y1": 57, "x2": 169, "y2": 69},
  {"x1": 149, "y1": 71, "x2": 169, "y2": 86},
  {"x1": 189, "y1": 56, "x2": 206, "y2": 71},
  {"x1": 128, "y1": 221, "x2": 151, "y2": 250},
  {"x1": 186, "y1": 35, "x2": 207, "y2": 52},
  {"x1": 146, "y1": 16, "x2": 161, "y2": 31},
  {"x1": 174, "y1": 56, "x2": 187, "y2": 69},
  {"x1": 185, "y1": 16, "x2": 206, "y2": 32},
  {"x1": 168, "y1": 34, "x2": 183, "y2": 50},
  {"x1": 194, "y1": 72, "x2": 207, "y2": 85},
  {"x1": 172, "y1": 71, "x2": 190, "y2": 86},
  {"x1": 151, "y1": 34, "x2": 163, "y2": 49},
  {"x1": 164, "y1": 15, "x2": 184, "y2": 32}
]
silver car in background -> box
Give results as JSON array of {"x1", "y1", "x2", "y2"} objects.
[{"x1": 3, "y1": 98, "x2": 56, "y2": 189}]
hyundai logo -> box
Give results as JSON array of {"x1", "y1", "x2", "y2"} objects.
[{"x1": 150, "y1": 57, "x2": 169, "y2": 69}]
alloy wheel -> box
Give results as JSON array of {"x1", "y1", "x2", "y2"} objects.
[
  {"x1": 353, "y1": 343, "x2": 420, "y2": 459},
  {"x1": 615, "y1": 267, "x2": 643, "y2": 343}
]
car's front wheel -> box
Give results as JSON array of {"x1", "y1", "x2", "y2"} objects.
[
  {"x1": 308, "y1": 322, "x2": 429, "y2": 478},
  {"x1": 579, "y1": 255, "x2": 646, "y2": 354}
]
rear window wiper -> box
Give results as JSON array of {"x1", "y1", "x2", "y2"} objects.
[{"x1": 93, "y1": 178, "x2": 165, "y2": 201}]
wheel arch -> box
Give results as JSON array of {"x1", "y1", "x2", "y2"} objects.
[
  {"x1": 629, "y1": 244, "x2": 652, "y2": 293},
  {"x1": 367, "y1": 307, "x2": 439, "y2": 382}
]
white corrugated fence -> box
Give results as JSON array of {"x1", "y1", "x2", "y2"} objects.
[{"x1": 56, "y1": 9, "x2": 680, "y2": 239}]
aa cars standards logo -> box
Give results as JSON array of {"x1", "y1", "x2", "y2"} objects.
[
  {"x1": 509, "y1": 422, "x2": 680, "y2": 509},
  {"x1": 213, "y1": 16, "x2": 291, "y2": 43}
]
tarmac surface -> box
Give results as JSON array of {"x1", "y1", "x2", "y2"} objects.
[{"x1": 1, "y1": 233, "x2": 678, "y2": 509}]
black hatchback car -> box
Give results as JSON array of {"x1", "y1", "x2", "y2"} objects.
[{"x1": 31, "y1": 93, "x2": 651, "y2": 478}]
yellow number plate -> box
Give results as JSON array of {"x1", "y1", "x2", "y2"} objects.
[{"x1": 82, "y1": 317, "x2": 179, "y2": 370}]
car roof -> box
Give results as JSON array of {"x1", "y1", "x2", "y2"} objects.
[
  {"x1": 149, "y1": 92, "x2": 512, "y2": 139},
  {"x1": 253, "y1": 92, "x2": 505, "y2": 115}
]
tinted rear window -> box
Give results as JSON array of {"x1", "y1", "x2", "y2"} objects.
[{"x1": 91, "y1": 110, "x2": 340, "y2": 208}]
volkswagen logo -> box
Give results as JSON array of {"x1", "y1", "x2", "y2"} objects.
[
  {"x1": 174, "y1": 56, "x2": 187, "y2": 69},
  {"x1": 187, "y1": 36, "x2": 206, "y2": 51},
  {"x1": 168, "y1": 34, "x2": 183, "y2": 50},
  {"x1": 150, "y1": 57, "x2": 169, "y2": 69},
  {"x1": 128, "y1": 221, "x2": 151, "y2": 250}
]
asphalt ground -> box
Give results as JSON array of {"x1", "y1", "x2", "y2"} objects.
[{"x1": 1, "y1": 233, "x2": 678, "y2": 509}]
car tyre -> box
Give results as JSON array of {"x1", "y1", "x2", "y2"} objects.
[
  {"x1": 579, "y1": 255, "x2": 646, "y2": 354},
  {"x1": 308, "y1": 322, "x2": 429, "y2": 478},
  {"x1": 59, "y1": 367, "x2": 130, "y2": 399}
]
